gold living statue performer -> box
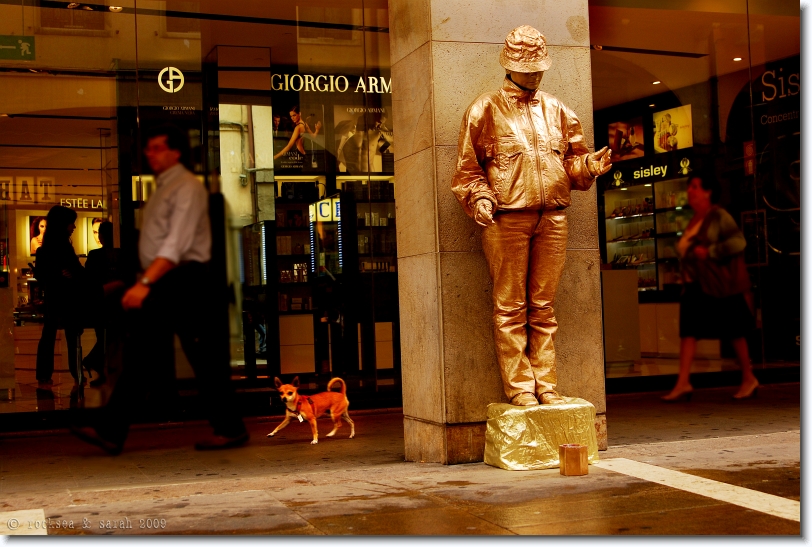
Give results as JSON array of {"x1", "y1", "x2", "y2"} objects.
[{"x1": 452, "y1": 25, "x2": 612, "y2": 407}]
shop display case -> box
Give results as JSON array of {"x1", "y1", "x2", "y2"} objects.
[
  {"x1": 601, "y1": 176, "x2": 693, "y2": 299},
  {"x1": 338, "y1": 177, "x2": 397, "y2": 274}
]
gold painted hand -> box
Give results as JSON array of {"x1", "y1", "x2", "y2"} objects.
[
  {"x1": 587, "y1": 146, "x2": 613, "y2": 177},
  {"x1": 473, "y1": 199, "x2": 495, "y2": 227}
]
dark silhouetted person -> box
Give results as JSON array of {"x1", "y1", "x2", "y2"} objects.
[
  {"x1": 81, "y1": 221, "x2": 123, "y2": 386},
  {"x1": 71, "y1": 124, "x2": 248, "y2": 454},
  {"x1": 35, "y1": 206, "x2": 85, "y2": 388}
]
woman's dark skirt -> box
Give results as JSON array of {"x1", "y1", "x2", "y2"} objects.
[{"x1": 679, "y1": 282, "x2": 755, "y2": 340}]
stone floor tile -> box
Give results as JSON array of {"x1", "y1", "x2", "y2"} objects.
[
  {"x1": 307, "y1": 506, "x2": 514, "y2": 535},
  {"x1": 510, "y1": 502, "x2": 801, "y2": 535}
]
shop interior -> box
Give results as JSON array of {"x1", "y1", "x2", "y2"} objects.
[
  {"x1": 589, "y1": 1, "x2": 800, "y2": 382},
  {"x1": 0, "y1": 0, "x2": 398, "y2": 418},
  {"x1": 0, "y1": 0, "x2": 799, "y2": 419}
]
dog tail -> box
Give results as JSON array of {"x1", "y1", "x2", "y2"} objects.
[{"x1": 328, "y1": 377, "x2": 346, "y2": 397}]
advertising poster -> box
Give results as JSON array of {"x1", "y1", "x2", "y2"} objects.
[
  {"x1": 28, "y1": 215, "x2": 87, "y2": 257},
  {"x1": 653, "y1": 105, "x2": 693, "y2": 153},
  {"x1": 607, "y1": 117, "x2": 644, "y2": 161},
  {"x1": 334, "y1": 105, "x2": 394, "y2": 174},
  {"x1": 87, "y1": 216, "x2": 105, "y2": 252},
  {"x1": 28, "y1": 215, "x2": 47, "y2": 256},
  {"x1": 272, "y1": 103, "x2": 326, "y2": 172}
]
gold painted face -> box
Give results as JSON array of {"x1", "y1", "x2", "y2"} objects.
[{"x1": 509, "y1": 70, "x2": 544, "y2": 90}]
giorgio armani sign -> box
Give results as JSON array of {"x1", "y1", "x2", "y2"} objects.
[{"x1": 271, "y1": 73, "x2": 392, "y2": 94}]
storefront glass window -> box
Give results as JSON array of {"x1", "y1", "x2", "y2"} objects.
[
  {"x1": 590, "y1": 0, "x2": 799, "y2": 380},
  {"x1": 0, "y1": 0, "x2": 399, "y2": 418}
]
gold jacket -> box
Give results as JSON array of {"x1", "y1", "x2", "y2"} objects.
[{"x1": 452, "y1": 77, "x2": 596, "y2": 217}]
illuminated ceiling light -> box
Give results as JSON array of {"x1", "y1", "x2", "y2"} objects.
[
  {"x1": 651, "y1": 80, "x2": 661, "y2": 85},
  {"x1": 67, "y1": 2, "x2": 80, "y2": 7},
  {"x1": 649, "y1": 104, "x2": 655, "y2": 107},
  {"x1": 109, "y1": 5, "x2": 123, "y2": 11},
  {"x1": 733, "y1": 57, "x2": 742, "y2": 61},
  {"x1": 644, "y1": 184, "x2": 652, "y2": 187},
  {"x1": 621, "y1": 188, "x2": 628, "y2": 191},
  {"x1": 0, "y1": 113, "x2": 8, "y2": 117},
  {"x1": 81, "y1": 5, "x2": 94, "y2": 9}
]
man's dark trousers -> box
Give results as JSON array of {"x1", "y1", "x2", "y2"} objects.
[{"x1": 96, "y1": 261, "x2": 245, "y2": 444}]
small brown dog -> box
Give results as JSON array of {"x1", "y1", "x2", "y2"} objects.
[{"x1": 267, "y1": 376, "x2": 355, "y2": 444}]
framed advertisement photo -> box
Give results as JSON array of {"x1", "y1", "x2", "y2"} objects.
[
  {"x1": 28, "y1": 215, "x2": 47, "y2": 256},
  {"x1": 334, "y1": 105, "x2": 394, "y2": 174},
  {"x1": 87, "y1": 216, "x2": 105, "y2": 252},
  {"x1": 607, "y1": 117, "x2": 644, "y2": 162},
  {"x1": 653, "y1": 105, "x2": 693, "y2": 153}
]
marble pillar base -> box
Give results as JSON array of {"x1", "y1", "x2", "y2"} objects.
[{"x1": 403, "y1": 417, "x2": 487, "y2": 465}]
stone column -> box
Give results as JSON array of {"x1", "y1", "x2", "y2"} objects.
[{"x1": 390, "y1": 0, "x2": 607, "y2": 464}]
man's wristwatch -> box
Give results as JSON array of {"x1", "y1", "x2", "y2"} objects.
[{"x1": 139, "y1": 276, "x2": 152, "y2": 287}]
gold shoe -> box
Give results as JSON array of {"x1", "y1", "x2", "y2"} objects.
[
  {"x1": 539, "y1": 392, "x2": 566, "y2": 405},
  {"x1": 511, "y1": 393, "x2": 539, "y2": 406}
]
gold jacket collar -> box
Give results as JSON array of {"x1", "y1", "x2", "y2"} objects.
[{"x1": 501, "y1": 77, "x2": 540, "y2": 106}]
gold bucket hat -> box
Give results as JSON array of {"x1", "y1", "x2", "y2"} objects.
[{"x1": 499, "y1": 25, "x2": 551, "y2": 73}]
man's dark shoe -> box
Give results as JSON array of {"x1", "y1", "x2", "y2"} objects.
[
  {"x1": 70, "y1": 426, "x2": 124, "y2": 456},
  {"x1": 195, "y1": 432, "x2": 249, "y2": 451}
]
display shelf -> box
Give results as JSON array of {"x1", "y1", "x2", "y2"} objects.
[
  {"x1": 655, "y1": 205, "x2": 691, "y2": 214},
  {"x1": 607, "y1": 236, "x2": 655, "y2": 243},
  {"x1": 276, "y1": 253, "x2": 311, "y2": 259},
  {"x1": 601, "y1": 176, "x2": 692, "y2": 302},
  {"x1": 605, "y1": 212, "x2": 654, "y2": 221},
  {"x1": 275, "y1": 227, "x2": 310, "y2": 233}
]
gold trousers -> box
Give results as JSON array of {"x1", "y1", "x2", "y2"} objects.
[{"x1": 481, "y1": 210, "x2": 568, "y2": 401}]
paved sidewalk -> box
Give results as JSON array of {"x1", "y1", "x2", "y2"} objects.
[{"x1": 0, "y1": 383, "x2": 800, "y2": 535}]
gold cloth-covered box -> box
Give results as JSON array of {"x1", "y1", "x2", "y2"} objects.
[{"x1": 484, "y1": 397, "x2": 600, "y2": 471}]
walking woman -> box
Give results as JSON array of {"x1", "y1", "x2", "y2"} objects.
[
  {"x1": 35, "y1": 206, "x2": 86, "y2": 388},
  {"x1": 662, "y1": 174, "x2": 759, "y2": 402}
]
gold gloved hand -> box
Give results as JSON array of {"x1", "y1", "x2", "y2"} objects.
[
  {"x1": 473, "y1": 199, "x2": 495, "y2": 227},
  {"x1": 586, "y1": 146, "x2": 613, "y2": 177}
]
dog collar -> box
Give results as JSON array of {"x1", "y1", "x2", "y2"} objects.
[{"x1": 294, "y1": 396, "x2": 315, "y2": 416}]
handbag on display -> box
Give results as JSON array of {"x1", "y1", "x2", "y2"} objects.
[{"x1": 693, "y1": 207, "x2": 751, "y2": 299}]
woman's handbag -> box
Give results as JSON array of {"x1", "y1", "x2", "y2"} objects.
[
  {"x1": 694, "y1": 251, "x2": 750, "y2": 298},
  {"x1": 693, "y1": 208, "x2": 751, "y2": 298}
]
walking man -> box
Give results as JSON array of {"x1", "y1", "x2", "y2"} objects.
[{"x1": 72, "y1": 124, "x2": 248, "y2": 453}]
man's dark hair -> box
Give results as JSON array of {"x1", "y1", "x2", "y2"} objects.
[
  {"x1": 144, "y1": 124, "x2": 190, "y2": 167},
  {"x1": 98, "y1": 220, "x2": 114, "y2": 246}
]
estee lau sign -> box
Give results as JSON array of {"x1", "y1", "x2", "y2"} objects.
[{"x1": 60, "y1": 198, "x2": 104, "y2": 210}]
